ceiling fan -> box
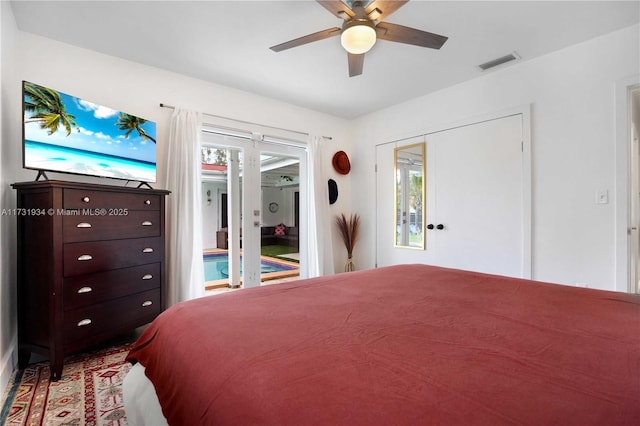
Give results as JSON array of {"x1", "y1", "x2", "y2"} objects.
[{"x1": 269, "y1": 0, "x2": 448, "y2": 77}]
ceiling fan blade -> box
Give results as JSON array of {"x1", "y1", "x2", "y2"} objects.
[
  {"x1": 365, "y1": 0, "x2": 408, "y2": 21},
  {"x1": 316, "y1": 0, "x2": 354, "y2": 19},
  {"x1": 376, "y1": 22, "x2": 448, "y2": 49},
  {"x1": 270, "y1": 27, "x2": 341, "y2": 52},
  {"x1": 348, "y1": 53, "x2": 364, "y2": 77}
]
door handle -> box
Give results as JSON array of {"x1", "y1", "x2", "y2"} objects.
[
  {"x1": 436, "y1": 224, "x2": 445, "y2": 230},
  {"x1": 427, "y1": 224, "x2": 434, "y2": 230}
]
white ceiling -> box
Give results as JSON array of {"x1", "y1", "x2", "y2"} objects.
[{"x1": 9, "y1": 0, "x2": 640, "y2": 119}]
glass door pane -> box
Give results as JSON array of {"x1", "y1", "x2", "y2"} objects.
[
  {"x1": 201, "y1": 136, "x2": 244, "y2": 290},
  {"x1": 259, "y1": 152, "x2": 302, "y2": 284}
]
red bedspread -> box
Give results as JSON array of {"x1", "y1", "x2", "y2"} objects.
[{"x1": 126, "y1": 264, "x2": 640, "y2": 425}]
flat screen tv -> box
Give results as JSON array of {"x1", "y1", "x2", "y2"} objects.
[{"x1": 23, "y1": 81, "x2": 156, "y2": 183}]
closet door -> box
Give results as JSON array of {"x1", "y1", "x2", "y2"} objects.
[
  {"x1": 375, "y1": 113, "x2": 527, "y2": 278},
  {"x1": 427, "y1": 114, "x2": 524, "y2": 277}
]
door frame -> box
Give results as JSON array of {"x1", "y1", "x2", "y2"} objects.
[
  {"x1": 375, "y1": 104, "x2": 532, "y2": 278},
  {"x1": 615, "y1": 76, "x2": 640, "y2": 293}
]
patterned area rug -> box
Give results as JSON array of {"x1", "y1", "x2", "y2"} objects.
[{"x1": 1, "y1": 343, "x2": 134, "y2": 425}]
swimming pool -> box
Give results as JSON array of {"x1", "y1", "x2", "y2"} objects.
[{"x1": 203, "y1": 253, "x2": 297, "y2": 281}]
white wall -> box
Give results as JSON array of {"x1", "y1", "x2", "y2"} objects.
[
  {"x1": 8, "y1": 32, "x2": 351, "y2": 186},
  {"x1": 201, "y1": 181, "x2": 226, "y2": 249},
  {"x1": 0, "y1": 22, "x2": 351, "y2": 385},
  {"x1": 0, "y1": 0, "x2": 19, "y2": 393},
  {"x1": 262, "y1": 186, "x2": 297, "y2": 227},
  {"x1": 352, "y1": 24, "x2": 640, "y2": 291}
]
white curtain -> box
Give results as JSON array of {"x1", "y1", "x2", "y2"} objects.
[
  {"x1": 308, "y1": 135, "x2": 335, "y2": 276},
  {"x1": 164, "y1": 108, "x2": 205, "y2": 306}
]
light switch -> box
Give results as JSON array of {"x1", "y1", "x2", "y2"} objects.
[{"x1": 596, "y1": 189, "x2": 609, "y2": 204}]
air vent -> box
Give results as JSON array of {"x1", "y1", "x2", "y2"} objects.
[{"x1": 478, "y1": 52, "x2": 521, "y2": 71}]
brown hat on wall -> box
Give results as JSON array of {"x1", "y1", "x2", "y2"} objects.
[{"x1": 332, "y1": 151, "x2": 351, "y2": 175}]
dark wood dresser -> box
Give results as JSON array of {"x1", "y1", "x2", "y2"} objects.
[{"x1": 12, "y1": 180, "x2": 169, "y2": 380}]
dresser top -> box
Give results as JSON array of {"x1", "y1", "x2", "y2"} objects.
[{"x1": 12, "y1": 180, "x2": 170, "y2": 195}]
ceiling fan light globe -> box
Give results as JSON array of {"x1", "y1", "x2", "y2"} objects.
[{"x1": 341, "y1": 24, "x2": 376, "y2": 54}]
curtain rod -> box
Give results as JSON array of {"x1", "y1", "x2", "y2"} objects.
[{"x1": 159, "y1": 103, "x2": 332, "y2": 140}]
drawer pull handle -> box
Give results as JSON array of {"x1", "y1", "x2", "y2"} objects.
[
  {"x1": 141, "y1": 220, "x2": 153, "y2": 226},
  {"x1": 77, "y1": 286, "x2": 93, "y2": 294},
  {"x1": 77, "y1": 319, "x2": 92, "y2": 327},
  {"x1": 142, "y1": 300, "x2": 153, "y2": 307},
  {"x1": 142, "y1": 247, "x2": 154, "y2": 253},
  {"x1": 142, "y1": 274, "x2": 153, "y2": 280},
  {"x1": 76, "y1": 222, "x2": 92, "y2": 228},
  {"x1": 82, "y1": 196, "x2": 90, "y2": 203},
  {"x1": 77, "y1": 254, "x2": 93, "y2": 261},
  {"x1": 144, "y1": 200, "x2": 151, "y2": 205}
]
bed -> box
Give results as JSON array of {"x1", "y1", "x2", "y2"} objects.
[{"x1": 124, "y1": 264, "x2": 640, "y2": 425}]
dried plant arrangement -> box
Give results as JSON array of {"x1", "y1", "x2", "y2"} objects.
[{"x1": 335, "y1": 213, "x2": 360, "y2": 272}]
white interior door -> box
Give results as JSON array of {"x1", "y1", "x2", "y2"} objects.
[
  {"x1": 427, "y1": 114, "x2": 524, "y2": 277},
  {"x1": 376, "y1": 113, "x2": 528, "y2": 278}
]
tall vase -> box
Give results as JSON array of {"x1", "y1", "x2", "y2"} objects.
[{"x1": 345, "y1": 255, "x2": 355, "y2": 272}]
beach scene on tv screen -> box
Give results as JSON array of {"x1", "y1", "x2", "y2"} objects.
[{"x1": 23, "y1": 81, "x2": 156, "y2": 182}]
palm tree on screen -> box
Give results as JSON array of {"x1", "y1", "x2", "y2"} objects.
[
  {"x1": 116, "y1": 113, "x2": 156, "y2": 143},
  {"x1": 23, "y1": 81, "x2": 79, "y2": 136}
]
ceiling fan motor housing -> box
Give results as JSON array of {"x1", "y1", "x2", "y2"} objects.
[{"x1": 341, "y1": 19, "x2": 377, "y2": 54}]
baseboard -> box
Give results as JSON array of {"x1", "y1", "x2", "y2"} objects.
[{"x1": 0, "y1": 333, "x2": 17, "y2": 393}]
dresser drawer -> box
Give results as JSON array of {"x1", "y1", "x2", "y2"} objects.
[
  {"x1": 64, "y1": 189, "x2": 161, "y2": 211},
  {"x1": 63, "y1": 210, "x2": 160, "y2": 242},
  {"x1": 64, "y1": 263, "x2": 161, "y2": 311},
  {"x1": 63, "y1": 237, "x2": 163, "y2": 277},
  {"x1": 63, "y1": 289, "x2": 160, "y2": 344}
]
